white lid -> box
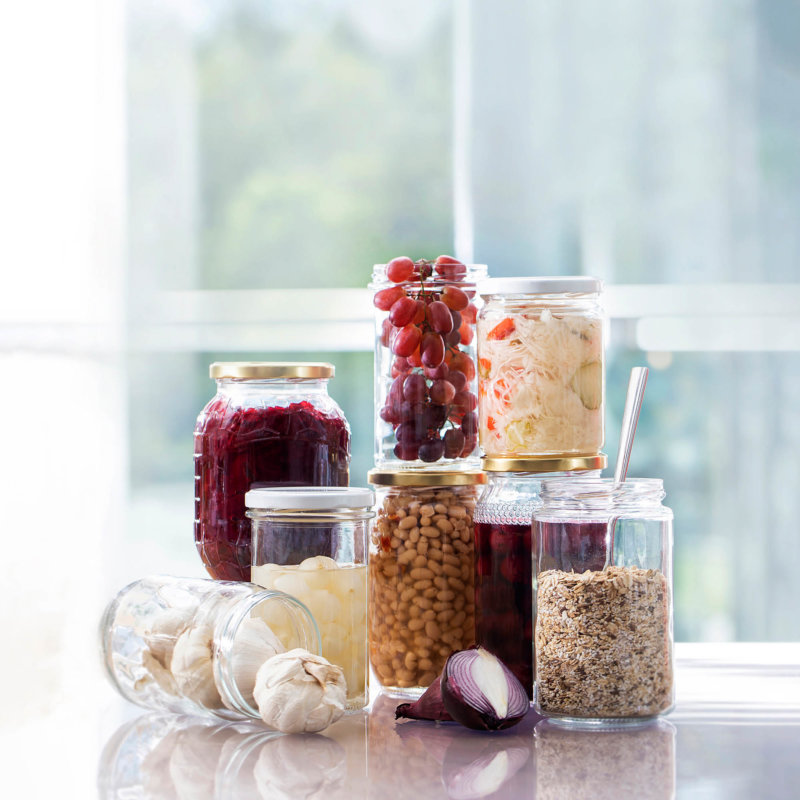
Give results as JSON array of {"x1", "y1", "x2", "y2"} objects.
[
  {"x1": 245, "y1": 486, "x2": 375, "y2": 510},
  {"x1": 477, "y1": 276, "x2": 603, "y2": 296}
]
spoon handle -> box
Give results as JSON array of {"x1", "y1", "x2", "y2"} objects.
[{"x1": 614, "y1": 367, "x2": 649, "y2": 486}]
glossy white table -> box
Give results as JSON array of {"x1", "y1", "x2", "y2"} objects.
[{"x1": 92, "y1": 643, "x2": 800, "y2": 799}]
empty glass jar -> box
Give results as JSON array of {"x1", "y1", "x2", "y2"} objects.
[
  {"x1": 247, "y1": 486, "x2": 374, "y2": 710},
  {"x1": 533, "y1": 477, "x2": 674, "y2": 726},
  {"x1": 100, "y1": 576, "x2": 320, "y2": 721}
]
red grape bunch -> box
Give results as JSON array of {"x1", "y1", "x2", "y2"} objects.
[{"x1": 374, "y1": 255, "x2": 480, "y2": 462}]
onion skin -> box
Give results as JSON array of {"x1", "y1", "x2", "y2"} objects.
[
  {"x1": 395, "y1": 674, "x2": 454, "y2": 722},
  {"x1": 441, "y1": 648, "x2": 529, "y2": 731}
]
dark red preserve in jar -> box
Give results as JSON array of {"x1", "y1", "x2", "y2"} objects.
[
  {"x1": 473, "y1": 455, "x2": 606, "y2": 698},
  {"x1": 194, "y1": 362, "x2": 350, "y2": 581}
]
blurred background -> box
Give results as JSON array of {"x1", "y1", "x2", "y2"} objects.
[{"x1": 1, "y1": 0, "x2": 799, "y2": 792}]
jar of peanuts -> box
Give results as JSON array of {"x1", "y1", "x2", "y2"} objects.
[{"x1": 367, "y1": 469, "x2": 486, "y2": 696}]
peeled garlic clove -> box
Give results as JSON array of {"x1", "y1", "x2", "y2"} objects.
[
  {"x1": 215, "y1": 615, "x2": 286, "y2": 709},
  {"x1": 253, "y1": 649, "x2": 346, "y2": 734},
  {"x1": 171, "y1": 625, "x2": 223, "y2": 710}
]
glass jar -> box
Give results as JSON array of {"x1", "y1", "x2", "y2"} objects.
[
  {"x1": 476, "y1": 277, "x2": 605, "y2": 458},
  {"x1": 100, "y1": 576, "x2": 320, "y2": 721},
  {"x1": 533, "y1": 477, "x2": 674, "y2": 726},
  {"x1": 194, "y1": 362, "x2": 351, "y2": 581},
  {"x1": 371, "y1": 259, "x2": 488, "y2": 469},
  {"x1": 247, "y1": 486, "x2": 374, "y2": 710},
  {"x1": 367, "y1": 469, "x2": 486, "y2": 695},
  {"x1": 474, "y1": 455, "x2": 606, "y2": 698}
]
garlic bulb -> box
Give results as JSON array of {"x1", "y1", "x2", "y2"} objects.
[
  {"x1": 170, "y1": 625, "x2": 223, "y2": 709},
  {"x1": 253, "y1": 649, "x2": 347, "y2": 733},
  {"x1": 143, "y1": 607, "x2": 193, "y2": 669},
  {"x1": 214, "y1": 615, "x2": 286, "y2": 709},
  {"x1": 135, "y1": 649, "x2": 179, "y2": 696}
]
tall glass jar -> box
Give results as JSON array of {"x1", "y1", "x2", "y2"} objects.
[
  {"x1": 474, "y1": 455, "x2": 606, "y2": 698},
  {"x1": 247, "y1": 486, "x2": 374, "y2": 710},
  {"x1": 476, "y1": 277, "x2": 605, "y2": 458},
  {"x1": 367, "y1": 469, "x2": 486, "y2": 695},
  {"x1": 194, "y1": 362, "x2": 351, "y2": 582},
  {"x1": 100, "y1": 576, "x2": 320, "y2": 721},
  {"x1": 533, "y1": 477, "x2": 674, "y2": 726},
  {"x1": 371, "y1": 258, "x2": 488, "y2": 469}
]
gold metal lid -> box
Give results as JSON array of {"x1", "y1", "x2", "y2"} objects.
[
  {"x1": 367, "y1": 469, "x2": 487, "y2": 487},
  {"x1": 209, "y1": 362, "x2": 335, "y2": 380},
  {"x1": 481, "y1": 454, "x2": 607, "y2": 473}
]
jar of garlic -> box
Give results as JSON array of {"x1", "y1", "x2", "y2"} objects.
[
  {"x1": 247, "y1": 486, "x2": 374, "y2": 710},
  {"x1": 367, "y1": 469, "x2": 485, "y2": 695},
  {"x1": 100, "y1": 576, "x2": 320, "y2": 721}
]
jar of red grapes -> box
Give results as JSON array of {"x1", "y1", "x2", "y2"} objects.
[
  {"x1": 367, "y1": 469, "x2": 486, "y2": 695},
  {"x1": 194, "y1": 362, "x2": 351, "y2": 582},
  {"x1": 473, "y1": 455, "x2": 605, "y2": 698},
  {"x1": 371, "y1": 256, "x2": 488, "y2": 469},
  {"x1": 476, "y1": 277, "x2": 605, "y2": 459}
]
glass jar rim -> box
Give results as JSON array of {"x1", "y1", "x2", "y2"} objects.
[
  {"x1": 539, "y1": 476, "x2": 665, "y2": 507},
  {"x1": 245, "y1": 486, "x2": 374, "y2": 511},
  {"x1": 477, "y1": 276, "x2": 602, "y2": 297},
  {"x1": 370, "y1": 262, "x2": 488, "y2": 283},
  {"x1": 210, "y1": 362, "x2": 335, "y2": 380}
]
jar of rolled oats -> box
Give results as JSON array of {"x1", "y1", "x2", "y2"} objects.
[
  {"x1": 533, "y1": 477, "x2": 674, "y2": 726},
  {"x1": 367, "y1": 469, "x2": 486, "y2": 696}
]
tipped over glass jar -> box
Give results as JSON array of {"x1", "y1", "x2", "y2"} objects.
[
  {"x1": 100, "y1": 576, "x2": 320, "y2": 721},
  {"x1": 371, "y1": 257, "x2": 488, "y2": 469},
  {"x1": 533, "y1": 477, "x2": 674, "y2": 726},
  {"x1": 476, "y1": 277, "x2": 605, "y2": 459},
  {"x1": 194, "y1": 362, "x2": 351, "y2": 581}
]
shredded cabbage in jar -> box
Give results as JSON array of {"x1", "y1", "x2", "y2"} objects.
[{"x1": 477, "y1": 308, "x2": 603, "y2": 456}]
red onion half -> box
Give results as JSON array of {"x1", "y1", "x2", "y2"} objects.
[{"x1": 440, "y1": 647, "x2": 529, "y2": 731}]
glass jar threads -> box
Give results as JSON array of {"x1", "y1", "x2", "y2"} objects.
[
  {"x1": 533, "y1": 477, "x2": 675, "y2": 726},
  {"x1": 474, "y1": 455, "x2": 606, "y2": 698},
  {"x1": 247, "y1": 486, "x2": 374, "y2": 710},
  {"x1": 194, "y1": 362, "x2": 351, "y2": 582},
  {"x1": 367, "y1": 469, "x2": 485, "y2": 695},
  {"x1": 100, "y1": 576, "x2": 320, "y2": 721},
  {"x1": 476, "y1": 277, "x2": 605, "y2": 458},
  {"x1": 371, "y1": 257, "x2": 488, "y2": 468}
]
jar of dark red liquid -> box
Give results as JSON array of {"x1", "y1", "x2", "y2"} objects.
[
  {"x1": 194, "y1": 362, "x2": 351, "y2": 581},
  {"x1": 473, "y1": 455, "x2": 605, "y2": 698}
]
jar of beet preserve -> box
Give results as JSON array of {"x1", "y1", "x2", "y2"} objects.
[
  {"x1": 473, "y1": 455, "x2": 605, "y2": 699},
  {"x1": 194, "y1": 362, "x2": 351, "y2": 582},
  {"x1": 533, "y1": 477, "x2": 674, "y2": 725},
  {"x1": 371, "y1": 257, "x2": 488, "y2": 469}
]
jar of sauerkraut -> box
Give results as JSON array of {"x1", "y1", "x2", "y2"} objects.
[{"x1": 476, "y1": 278, "x2": 605, "y2": 459}]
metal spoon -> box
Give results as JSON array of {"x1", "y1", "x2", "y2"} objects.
[
  {"x1": 604, "y1": 366, "x2": 649, "y2": 568},
  {"x1": 614, "y1": 366, "x2": 649, "y2": 486}
]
